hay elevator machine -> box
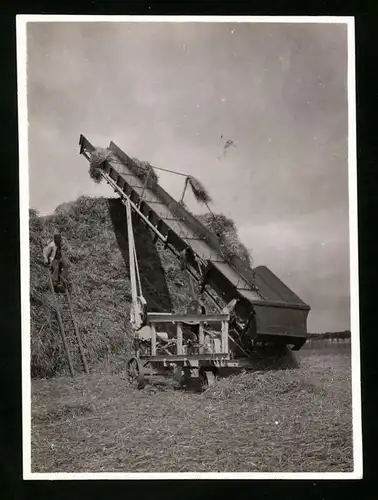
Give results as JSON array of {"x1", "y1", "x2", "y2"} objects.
[{"x1": 79, "y1": 135, "x2": 310, "y2": 389}]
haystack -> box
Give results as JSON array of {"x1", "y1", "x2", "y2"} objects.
[
  {"x1": 29, "y1": 197, "x2": 134, "y2": 377},
  {"x1": 29, "y1": 196, "x2": 202, "y2": 378}
]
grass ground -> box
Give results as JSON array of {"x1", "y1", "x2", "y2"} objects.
[{"x1": 30, "y1": 345, "x2": 353, "y2": 473}]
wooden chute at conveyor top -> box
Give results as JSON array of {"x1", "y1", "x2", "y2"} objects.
[{"x1": 79, "y1": 134, "x2": 310, "y2": 352}]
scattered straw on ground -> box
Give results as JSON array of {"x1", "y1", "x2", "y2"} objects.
[{"x1": 31, "y1": 349, "x2": 353, "y2": 473}]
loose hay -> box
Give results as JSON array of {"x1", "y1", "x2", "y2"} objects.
[
  {"x1": 29, "y1": 194, "x2": 255, "y2": 377},
  {"x1": 88, "y1": 150, "x2": 247, "y2": 267},
  {"x1": 131, "y1": 157, "x2": 159, "y2": 185},
  {"x1": 187, "y1": 175, "x2": 212, "y2": 204},
  {"x1": 30, "y1": 197, "x2": 135, "y2": 378},
  {"x1": 88, "y1": 148, "x2": 159, "y2": 187},
  {"x1": 30, "y1": 196, "x2": 212, "y2": 377},
  {"x1": 197, "y1": 212, "x2": 252, "y2": 266},
  {"x1": 31, "y1": 353, "x2": 353, "y2": 473},
  {"x1": 89, "y1": 148, "x2": 113, "y2": 183}
]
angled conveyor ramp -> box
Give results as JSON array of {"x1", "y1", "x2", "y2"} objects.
[{"x1": 79, "y1": 135, "x2": 310, "y2": 350}]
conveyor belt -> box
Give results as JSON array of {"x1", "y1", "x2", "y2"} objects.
[{"x1": 79, "y1": 135, "x2": 310, "y2": 350}]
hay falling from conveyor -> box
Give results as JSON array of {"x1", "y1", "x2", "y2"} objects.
[
  {"x1": 183, "y1": 177, "x2": 249, "y2": 264},
  {"x1": 187, "y1": 176, "x2": 212, "y2": 205}
]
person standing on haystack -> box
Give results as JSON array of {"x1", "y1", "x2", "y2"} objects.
[{"x1": 43, "y1": 233, "x2": 69, "y2": 288}]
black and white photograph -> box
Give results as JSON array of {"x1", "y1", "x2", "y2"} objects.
[{"x1": 17, "y1": 15, "x2": 361, "y2": 479}]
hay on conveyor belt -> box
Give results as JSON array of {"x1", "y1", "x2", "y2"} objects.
[
  {"x1": 131, "y1": 158, "x2": 159, "y2": 185},
  {"x1": 89, "y1": 148, "x2": 113, "y2": 183},
  {"x1": 187, "y1": 176, "x2": 212, "y2": 204},
  {"x1": 198, "y1": 213, "x2": 252, "y2": 266},
  {"x1": 88, "y1": 148, "x2": 159, "y2": 187}
]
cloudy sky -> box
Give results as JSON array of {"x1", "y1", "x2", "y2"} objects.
[{"x1": 26, "y1": 20, "x2": 351, "y2": 332}]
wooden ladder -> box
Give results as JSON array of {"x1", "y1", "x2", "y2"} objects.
[{"x1": 40, "y1": 239, "x2": 89, "y2": 377}]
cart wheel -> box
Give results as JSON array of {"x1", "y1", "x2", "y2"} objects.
[
  {"x1": 199, "y1": 369, "x2": 216, "y2": 390},
  {"x1": 127, "y1": 357, "x2": 145, "y2": 389}
]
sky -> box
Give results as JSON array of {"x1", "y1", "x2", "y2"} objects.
[{"x1": 25, "y1": 20, "x2": 351, "y2": 333}]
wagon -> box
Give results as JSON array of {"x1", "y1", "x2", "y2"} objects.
[{"x1": 126, "y1": 307, "x2": 269, "y2": 390}]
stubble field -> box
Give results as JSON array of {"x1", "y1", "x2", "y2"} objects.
[{"x1": 30, "y1": 343, "x2": 353, "y2": 474}]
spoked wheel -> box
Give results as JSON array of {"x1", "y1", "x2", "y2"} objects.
[
  {"x1": 126, "y1": 357, "x2": 145, "y2": 389},
  {"x1": 199, "y1": 369, "x2": 216, "y2": 391}
]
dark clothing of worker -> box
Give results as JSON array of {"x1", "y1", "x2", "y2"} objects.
[{"x1": 50, "y1": 257, "x2": 69, "y2": 285}]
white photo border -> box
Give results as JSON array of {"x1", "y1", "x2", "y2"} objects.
[{"x1": 17, "y1": 14, "x2": 361, "y2": 481}]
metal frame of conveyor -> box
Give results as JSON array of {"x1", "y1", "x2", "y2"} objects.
[
  {"x1": 79, "y1": 134, "x2": 311, "y2": 350},
  {"x1": 79, "y1": 135, "x2": 224, "y2": 313}
]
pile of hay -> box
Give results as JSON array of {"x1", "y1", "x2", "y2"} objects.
[
  {"x1": 29, "y1": 196, "x2": 203, "y2": 378},
  {"x1": 29, "y1": 197, "x2": 135, "y2": 377},
  {"x1": 205, "y1": 368, "x2": 321, "y2": 401},
  {"x1": 29, "y1": 193, "x2": 253, "y2": 378},
  {"x1": 197, "y1": 213, "x2": 252, "y2": 266}
]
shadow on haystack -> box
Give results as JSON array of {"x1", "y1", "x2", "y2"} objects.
[{"x1": 108, "y1": 198, "x2": 173, "y2": 313}]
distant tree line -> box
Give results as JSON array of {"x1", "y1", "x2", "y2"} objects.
[{"x1": 307, "y1": 330, "x2": 351, "y2": 340}]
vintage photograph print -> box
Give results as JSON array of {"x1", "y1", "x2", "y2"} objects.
[{"x1": 17, "y1": 16, "x2": 361, "y2": 479}]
